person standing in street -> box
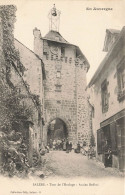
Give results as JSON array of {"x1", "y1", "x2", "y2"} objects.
[
  {"x1": 63, "y1": 139, "x2": 66, "y2": 151},
  {"x1": 49, "y1": 139, "x2": 53, "y2": 150},
  {"x1": 53, "y1": 140, "x2": 56, "y2": 150},
  {"x1": 69, "y1": 141, "x2": 72, "y2": 152},
  {"x1": 66, "y1": 139, "x2": 69, "y2": 153},
  {"x1": 104, "y1": 140, "x2": 112, "y2": 168}
]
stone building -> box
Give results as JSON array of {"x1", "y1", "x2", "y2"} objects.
[
  {"x1": 6, "y1": 58, "x2": 41, "y2": 163},
  {"x1": 88, "y1": 27, "x2": 125, "y2": 171},
  {"x1": 14, "y1": 38, "x2": 46, "y2": 149},
  {"x1": 14, "y1": 39, "x2": 46, "y2": 103},
  {"x1": 33, "y1": 5, "x2": 90, "y2": 145}
]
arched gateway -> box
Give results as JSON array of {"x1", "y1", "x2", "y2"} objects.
[
  {"x1": 47, "y1": 118, "x2": 68, "y2": 143},
  {"x1": 43, "y1": 115, "x2": 72, "y2": 145},
  {"x1": 33, "y1": 5, "x2": 91, "y2": 145}
]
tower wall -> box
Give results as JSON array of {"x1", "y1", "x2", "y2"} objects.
[
  {"x1": 42, "y1": 42, "x2": 77, "y2": 144},
  {"x1": 33, "y1": 28, "x2": 90, "y2": 145}
]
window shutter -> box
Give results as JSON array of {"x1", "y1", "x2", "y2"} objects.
[
  {"x1": 97, "y1": 129, "x2": 104, "y2": 154},
  {"x1": 101, "y1": 129, "x2": 105, "y2": 153},
  {"x1": 110, "y1": 122, "x2": 117, "y2": 152},
  {"x1": 116, "y1": 124, "x2": 121, "y2": 149},
  {"x1": 97, "y1": 130, "x2": 101, "y2": 154}
]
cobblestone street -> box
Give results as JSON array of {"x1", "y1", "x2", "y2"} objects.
[{"x1": 41, "y1": 151, "x2": 123, "y2": 179}]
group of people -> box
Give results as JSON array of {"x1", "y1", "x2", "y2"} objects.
[
  {"x1": 75, "y1": 142, "x2": 96, "y2": 159},
  {"x1": 47, "y1": 139, "x2": 96, "y2": 158},
  {"x1": 48, "y1": 139, "x2": 72, "y2": 152},
  {"x1": 45, "y1": 138, "x2": 112, "y2": 168}
]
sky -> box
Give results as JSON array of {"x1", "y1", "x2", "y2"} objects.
[{"x1": 1, "y1": 0, "x2": 125, "y2": 83}]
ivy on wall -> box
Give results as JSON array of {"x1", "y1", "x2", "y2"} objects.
[
  {"x1": 0, "y1": 5, "x2": 25, "y2": 76},
  {"x1": 0, "y1": 6, "x2": 24, "y2": 131}
]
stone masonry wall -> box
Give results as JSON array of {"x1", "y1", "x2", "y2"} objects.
[
  {"x1": 76, "y1": 62, "x2": 90, "y2": 144},
  {"x1": 43, "y1": 42, "x2": 77, "y2": 144}
]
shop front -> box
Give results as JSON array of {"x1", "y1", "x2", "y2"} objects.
[{"x1": 97, "y1": 109, "x2": 125, "y2": 171}]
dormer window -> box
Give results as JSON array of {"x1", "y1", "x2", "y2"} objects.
[
  {"x1": 103, "y1": 29, "x2": 120, "y2": 52},
  {"x1": 76, "y1": 50, "x2": 79, "y2": 58},
  {"x1": 61, "y1": 47, "x2": 65, "y2": 57},
  {"x1": 55, "y1": 36, "x2": 60, "y2": 41}
]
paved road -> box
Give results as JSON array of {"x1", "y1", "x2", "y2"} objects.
[{"x1": 42, "y1": 150, "x2": 123, "y2": 179}]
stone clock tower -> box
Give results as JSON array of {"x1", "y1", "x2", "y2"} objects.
[{"x1": 33, "y1": 5, "x2": 90, "y2": 145}]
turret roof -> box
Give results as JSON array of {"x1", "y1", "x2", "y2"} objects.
[
  {"x1": 43, "y1": 30, "x2": 68, "y2": 44},
  {"x1": 42, "y1": 30, "x2": 90, "y2": 71}
]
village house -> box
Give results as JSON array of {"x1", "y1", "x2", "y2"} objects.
[
  {"x1": 14, "y1": 38, "x2": 46, "y2": 149},
  {"x1": 88, "y1": 27, "x2": 125, "y2": 171}
]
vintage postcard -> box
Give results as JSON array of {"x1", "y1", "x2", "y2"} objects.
[{"x1": 0, "y1": 0, "x2": 125, "y2": 195}]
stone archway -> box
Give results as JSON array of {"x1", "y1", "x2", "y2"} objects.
[
  {"x1": 43, "y1": 116, "x2": 71, "y2": 145},
  {"x1": 47, "y1": 118, "x2": 68, "y2": 144}
]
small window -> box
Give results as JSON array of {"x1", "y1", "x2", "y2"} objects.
[
  {"x1": 118, "y1": 68, "x2": 125, "y2": 90},
  {"x1": 57, "y1": 100, "x2": 61, "y2": 104},
  {"x1": 76, "y1": 50, "x2": 79, "y2": 58},
  {"x1": 43, "y1": 51, "x2": 47, "y2": 55},
  {"x1": 101, "y1": 80, "x2": 109, "y2": 113},
  {"x1": 56, "y1": 71, "x2": 61, "y2": 78},
  {"x1": 92, "y1": 106, "x2": 95, "y2": 118},
  {"x1": 51, "y1": 54, "x2": 54, "y2": 60},
  {"x1": 43, "y1": 52, "x2": 49, "y2": 60},
  {"x1": 69, "y1": 57, "x2": 72, "y2": 64},
  {"x1": 55, "y1": 84, "x2": 62, "y2": 92},
  {"x1": 61, "y1": 47, "x2": 65, "y2": 57},
  {"x1": 65, "y1": 57, "x2": 67, "y2": 63}
]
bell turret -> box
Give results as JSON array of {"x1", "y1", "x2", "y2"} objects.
[{"x1": 48, "y1": 4, "x2": 61, "y2": 32}]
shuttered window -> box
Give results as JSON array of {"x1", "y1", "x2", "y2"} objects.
[
  {"x1": 117, "y1": 57, "x2": 125, "y2": 101},
  {"x1": 101, "y1": 80, "x2": 109, "y2": 113}
]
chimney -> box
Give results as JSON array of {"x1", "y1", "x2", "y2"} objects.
[{"x1": 33, "y1": 27, "x2": 43, "y2": 59}]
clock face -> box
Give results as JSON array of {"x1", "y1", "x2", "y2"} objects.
[{"x1": 50, "y1": 46, "x2": 59, "y2": 55}]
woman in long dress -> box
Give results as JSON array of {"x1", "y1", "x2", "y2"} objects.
[
  {"x1": 104, "y1": 140, "x2": 112, "y2": 167},
  {"x1": 63, "y1": 139, "x2": 66, "y2": 151}
]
